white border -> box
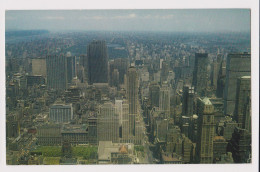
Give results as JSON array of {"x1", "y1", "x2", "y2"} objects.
[{"x1": 0, "y1": 0, "x2": 259, "y2": 172}]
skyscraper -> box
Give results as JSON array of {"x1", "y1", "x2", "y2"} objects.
[
  {"x1": 212, "y1": 54, "x2": 222, "y2": 90},
  {"x1": 159, "y1": 82, "x2": 171, "y2": 119},
  {"x1": 196, "y1": 97, "x2": 215, "y2": 163},
  {"x1": 224, "y1": 53, "x2": 251, "y2": 115},
  {"x1": 66, "y1": 53, "x2": 76, "y2": 85},
  {"x1": 149, "y1": 82, "x2": 160, "y2": 108},
  {"x1": 46, "y1": 54, "x2": 67, "y2": 90},
  {"x1": 97, "y1": 102, "x2": 119, "y2": 143},
  {"x1": 126, "y1": 67, "x2": 138, "y2": 136},
  {"x1": 192, "y1": 53, "x2": 209, "y2": 96},
  {"x1": 182, "y1": 85, "x2": 194, "y2": 117},
  {"x1": 161, "y1": 61, "x2": 169, "y2": 83},
  {"x1": 87, "y1": 40, "x2": 108, "y2": 84},
  {"x1": 234, "y1": 76, "x2": 251, "y2": 132}
]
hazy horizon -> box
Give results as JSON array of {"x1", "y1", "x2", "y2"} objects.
[{"x1": 6, "y1": 9, "x2": 250, "y2": 33}]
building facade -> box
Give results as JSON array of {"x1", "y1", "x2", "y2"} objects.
[
  {"x1": 46, "y1": 54, "x2": 67, "y2": 90},
  {"x1": 87, "y1": 40, "x2": 108, "y2": 84},
  {"x1": 196, "y1": 97, "x2": 215, "y2": 163},
  {"x1": 224, "y1": 53, "x2": 251, "y2": 115},
  {"x1": 192, "y1": 53, "x2": 209, "y2": 96},
  {"x1": 49, "y1": 104, "x2": 73, "y2": 123}
]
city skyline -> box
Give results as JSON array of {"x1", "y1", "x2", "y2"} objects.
[{"x1": 3, "y1": 7, "x2": 256, "y2": 168}]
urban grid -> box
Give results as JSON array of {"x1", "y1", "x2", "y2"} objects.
[{"x1": 5, "y1": 10, "x2": 251, "y2": 165}]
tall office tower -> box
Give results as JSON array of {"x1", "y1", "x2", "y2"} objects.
[
  {"x1": 126, "y1": 67, "x2": 138, "y2": 136},
  {"x1": 66, "y1": 53, "x2": 76, "y2": 85},
  {"x1": 149, "y1": 82, "x2": 160, "y2": 108},
  {"x1": 196, "y1": 97, "x2": 215, "y2": 163},
  {"x1": 114, "y1": 58, "x2": 129, "y2": 84},
  {"x1": 49, "y1": 104, "x2": 73, "y2": 123},
  {"x1": 192, "y1": 53, "x2": 209, "y2": 96},
  {"x1": 234, "y1": 76, "x2": 251, "y2": 132},
  {"x1": 212, "y1": 54, "x2": 222, "y2": 90},
  {"x1": 161, "y1": 61, "x2": 169, "y2": 83},
  {"x1": 182, "y1": 85, "x2": 194, "y2": 117},
  {"x1": 121, "y1": 101, "x2": 130, "y2": 143},
  {"x1": 32, "y1": 58, "x2": 47, "y2": 77},
  {"x1": 224, "y1": 53, "x2": 251, "y2": 115},
  {"x1": 97, "y1": 102, "x2": 119, "y2": 143},
  {"x1": 109, "y1": 60, "x2": 115, "y2": 86},
  {"x1": 46, "y1": 54, "x2": 67, "y2": 90},
  {"x1": 159, "y1": 83, "x2": 171, "y2": 119},
  {"x1": 111, "y1": 69, "x2": 120, "y2": 88},
  {"x1": 216, "y1": 60, "x2": 226, "y2": 98},
  {"x1": 80, "y1": 54, "x2": 88, "y2": 83},
  {"x1": 87, "y1": 40, "x2": 108, "y2": 84}
]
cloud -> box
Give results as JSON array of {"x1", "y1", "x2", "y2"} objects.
[
  {"x1": 113, "y1": 13, "x2": 136, "y2": 19},
  {"x1": 142, "y1": 14, "x2": 174, "y2": 20},
  {"x1": 42, "y1": 16, "x2": 65, "y2": 20},
  {"x1": 80, "y1": 13, "x2": 137, "y2": 20}
]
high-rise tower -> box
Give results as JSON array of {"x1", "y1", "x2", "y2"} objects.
[
  {"x1": 87, "y1": 40, "x2": 108, "y2": 84},
  {"x1": 159, "y1": 82, "x2": 171, "y2": 119},
  {"x1": 234, "y1": 76, "x2": 251, "y2": 132},
  {"x1": 192, "y1": 53, "x2": 209, "y2": 96},
  {"x1": 182, "y1": 85, "x2": 194, "y2": 117},
  {"x1": 224, "y1": 53, "x2": 251, "y2": 115},
  {"x1": 46, "y1": 54, "x2": 67, "y2": 90},
  {"x1": 126, "y1": 66, "x2": 138, "y2": 136},
  {"x1": 196, "y1": 97, "x2": 215, "y2": 163},
  {"x1": 97, "y1": 102, "x2": 119, "y2": 143}
]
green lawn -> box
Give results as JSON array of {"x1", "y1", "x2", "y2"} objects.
[
  {"x1": 32, "y1": 145, "x2": 98, "y2": 159},
  {"x1": 134, "y1": 145, "x2": 144, "y2": 152},
  {"x1": 43, "y1": 157, "x2": 61, "y2": 165},
  {"x1": 32, "y1": 146, "x2": 62, "y2": 157}
]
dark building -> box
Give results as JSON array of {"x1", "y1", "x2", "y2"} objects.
[
  {"x1": 234, "y1": 76, "x2": 251, "y2": 132},
  {"x1": 26, "y1": 75, "x2": 45, "y2": 87},
  {"x1": 192, "y1": 53, "x2": 209, "y2": 96},
  {"x1": 216, "y1": 60, "x2": 226, "y2": 98},
  {"x1": 149, "y1": 82, "x2": 160, "y2": 108},
  {"x1": 66, "y1": 54, "x2": 76, "y2": 84},
  {"x1": 182, "y1": 85, "x2": 194, "y2": 117},
  {"x1": 224, "y1": 53, "x2": 251, "y2": 116},
  {"x1": 46, "y1": 54, "x2": 67, "y2": 90},
  {"x1": 227, "y1": 127, "x2": 251, "y2": 163},
  {"x1": 87, "y1": 40, "x2": 108, "y2": 84}
]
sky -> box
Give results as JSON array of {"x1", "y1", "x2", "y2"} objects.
[{"x1": 5, "y1": 9, "x2": 250, "y2": 32}]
